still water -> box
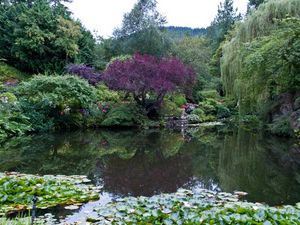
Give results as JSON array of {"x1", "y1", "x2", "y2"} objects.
[{"x1": 0, "y1": 126, "x2": 299, "y2": 208}]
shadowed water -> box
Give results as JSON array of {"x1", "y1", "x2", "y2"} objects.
[{"x1": 0, "y1": 126, "x2": 300, "y2": 209}]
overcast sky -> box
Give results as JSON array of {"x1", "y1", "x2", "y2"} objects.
[{"x1": 66, "y1": 0, "x2": 248, "y2": 37}]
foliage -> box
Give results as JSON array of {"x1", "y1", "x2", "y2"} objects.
[
  {"x1": 66, "y1": 64, "x2": 101, "y2": 86},
  {"x1": 207, "y1": 0, "x2": 241, "y2": 50},
  {"x1": 98, "y1": 0, "x2": 171, "y2": 59},
  {"x1": 165, "y1": 26, "x2": 207, "y2": 41},
  {"x1": 15, "y1": 75, "x2": 97, "y2": 131},
  {"x1": 200, "y1": 90, "x2": 220, "y2": 99},
  {"x1": 0, "y1": 0, "x2": 95, "y2": 73},
  {"x1": 159, "y1": 99, "x2": 182, "y2": 117},
  {"x1": 103, "y1": 53, "x2": 195, "y2": 113},
  {"x1": 268, "y1": 116, "x2": 293, "y2": 137},
  {"x1": 106, "y1": 55, "x2": 132, "y2": 68},
  {"x1": 95, "y1": 84, "x2": 120, "y2": 103},
  {"x1": 86, "y1": 189, "x2": 300, "y2": 224},
  {"x1": 173, "y1": 94, "x2": 187, "y2": 107},
  {"x1": 0, "y1": 92, "x2": 17, "y2": 103},
  {"x1": 216, "y1": 105, "x2": 231, "y2": 119},
  {"x1": 0, "y1": 62, "x2": 26, "y2": 83},
  {"x1": 101, "y1": 104, "x2": 142, "y2": 127},
  {"x1": 113, "y1": 0, "x2": 166, "y2": 38},
  {"x1": 191, "y1": 108, "x2": 205, "y2": 118},
  {"x1": 172, "y1": 37, "x2": 214, "y2": 96},
  {"x1": 99, "y1": 27, "x2": 173, "y2": 60},
  {"x1": 0, "y1": 102, "x2": 32, "y2": 140},
  {"x1": 239, "y1": 115, "x2": 261, "y2": 128},
  {"x1": 186, "y1": 114, "x2": 201, "y2": 124},
  {"x1": 221, "y1": 0, "x2": 300, "y2": 116},
  {"x1": 0, "y1": 172, "x2": 99, "y2": 215}
]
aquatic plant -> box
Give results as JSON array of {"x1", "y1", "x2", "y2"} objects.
[
  {"x1": 0, "y1": 172, "x2": 99, "y2": 215},
  {"x1": 86, "y1": 189, "x2": 300, "y2": 224}
]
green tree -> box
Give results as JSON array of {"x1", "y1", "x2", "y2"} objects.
[
  {"x1": 104, "y1": 0, "x2": 171, "y2": 58},
  {"x1": 221, "y1": 0, "x2": 300, "y2": 116},
  {"x1": 113, "y1": 0, "x2": 166, "y2": 38},
  {"x1": 207, "y1": 0, "x2": 241, "y2": 50},
  {"x1": 172, "y1": 37, "x2": 216, "y2": 100},
  {"x1": 0, "y1": 0, "x2": 95, "y2": 73}
]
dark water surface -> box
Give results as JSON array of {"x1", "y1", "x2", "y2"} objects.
[{"x1": 1, "y1": 126, "x2": 300, "y2": 209}]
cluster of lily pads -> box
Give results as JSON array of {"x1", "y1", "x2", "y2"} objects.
[
  {"x1": 0, "y1": 172, "x2": 99, "y2": 216},
  {"x1": 86, "y1": 189, "x2": 300, "y2": 224}
]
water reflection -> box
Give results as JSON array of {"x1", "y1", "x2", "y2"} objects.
[{"x1": 0, "y1": 127, "x2": 299, "y2": 205}]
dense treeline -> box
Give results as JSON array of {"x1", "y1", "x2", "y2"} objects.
[
  {"x1": 221, "y1": 0, "x2": 300, "y2": 136},
  {"x1": 164, "y1": 26, "x2": 207, "y2": 40}
]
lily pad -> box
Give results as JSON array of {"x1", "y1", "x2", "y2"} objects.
[{"x1": 0, "y1": 172, "x2": 100, "y2": 215}]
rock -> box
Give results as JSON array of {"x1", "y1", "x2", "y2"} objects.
[
  {"x1": 290, "y1": 109, "x2": 300, "y2": 130},
  {"x1": 278, "y1": 93, "x2": 294, "y2": 116}
]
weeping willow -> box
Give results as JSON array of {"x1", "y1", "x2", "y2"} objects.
[{"x1": 221, "y1": 0, "x2": 300, "y2": 116}]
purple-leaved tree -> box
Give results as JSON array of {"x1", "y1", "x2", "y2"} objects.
[
  {"x1": 66, "y1": 64, "x2": 101, "y2": 86},
  {"x1": 103, "y1": 53, "x2": 195, "y2": 112}
]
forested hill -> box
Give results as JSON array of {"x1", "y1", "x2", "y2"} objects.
[{"x1": 163, "y1": 26, "x2": 207, "y2": 40}]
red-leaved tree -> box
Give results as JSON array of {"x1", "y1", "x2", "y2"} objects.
[{"x1": 103, "y1": 53, "x2": 195, "y2": 112}]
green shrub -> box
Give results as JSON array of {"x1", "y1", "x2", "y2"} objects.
[
  {"x1": 193, "y1": 91, "x2": 204, "y2": 103},
  {"x1": 173, "y1": 94, "x2": 187, "y2": 107},
  {"x1": 159, "y1": 99, "x2": 182, "y2": 117},
  {"x1": 191, "y1": 108, "x2": 204, "y2": 115},
  {"x1": 101, "y1": 104, "x2": 140, "y2": 127},
  {"x1": 0, "y1": 62, "x2": 26, "y2": 82},
  {"x1": 16, "y1": 75, "x2": 97, "y2": 131},
  {"x1": 240, "y1": 115, "x2": 261, "y2": 128},
  {"x1": 216, "y1": 104, "x2": 231, "y2": 119},
  {"x1": 186, "y1": 114, "x2": 201, "y2": 124},
  {"x1": 268, "y1": 116, "x2": 293, "y2": 137},
  {"x1": 0, "y1": 92, "x2": 17, "y2": 103},
  {"x1": 200, "y1": 101, "x2": 217, "y2": 115},
  {"x1": 191, "y1": 108, "x2": 205, "y2": 120},
  {"x1": 200, "y1": 90, "x2": 219, "y2": 99},
  {"x1": 96, "y1": 84, "x2": 120, "y2": 102},
  {"x1": 0, "y1": 102, "x2": 32, "y2": 140}
]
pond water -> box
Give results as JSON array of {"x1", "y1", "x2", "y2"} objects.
[{"x1": 1, "y1": 126, "x2": 300, "y2": 220}]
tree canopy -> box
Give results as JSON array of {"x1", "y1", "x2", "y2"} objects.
[
  {"x1": 0, "y1": 0, "x2": 95, "y2": 73},
  {"x1": 113, "y1": 0, "x2": 166, "y2": 38},
  {"x1": 103, "y1": 53, "x2": 195, "y2": 113},
  {"x1": 207, "y1": 0, "x2": 241, "y2": 50},
  {"x1": 221, "y1": 0, "x2": 300, "y2": 115}
]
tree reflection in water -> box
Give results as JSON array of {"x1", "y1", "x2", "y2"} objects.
[{"x1": 0, "y1": 127, "x2": 299, "y2": 205}]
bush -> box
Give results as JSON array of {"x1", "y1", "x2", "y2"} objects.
[
  {"x1": 101, "y1": 104, "x2": 141, "y2": 127},
  {"x1": 0, "y1": 102, "x2": 32, "y2": 140},
  {"x1": 240, "y1": 115, "x2": 260, "y2": 128},
  {"x1": 216, "y1": 105, "x2": 231, "y2": 119},
  {"x1": 0, "y1": 62, "x2": 26, "y2": 83},
  {"x1": 96, "y1": 84, "x2": 120, "y2": 103},
  {"x1": 66, "y1": 64, "x2": 101, "y2": 86},
  {"x1": 173, "y1": 95, "x2": 187, "y2": 107},
  {"x1": 15, "y1": 75, "x2": 97, "y2": 131},
  {"x1": 159, "y1": 99, "x2": 182, "y2": 117},
  {"x1": 200, "y1": 90, "x2": 219, "y2": 99},
  {"x1": 268, "y1": 116, "x2": 293, "y2": 137},
  {"x1": 186, "y1": 114, "x2": 201, "y2": 124},
  {"x1": 191, "y1": 108, "x2": 205, "y2": 117},
  {"x1": 0, "y1": 92, "x2": 17, "y2": 103}
]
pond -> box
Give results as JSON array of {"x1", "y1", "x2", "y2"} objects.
[{"x1": 0, "y1": 126, "x2": 300, "y2": 221}]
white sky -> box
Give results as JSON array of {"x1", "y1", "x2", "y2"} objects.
[{"x1": 66, "y1": 0, "x2": 248, "y2": 37}]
